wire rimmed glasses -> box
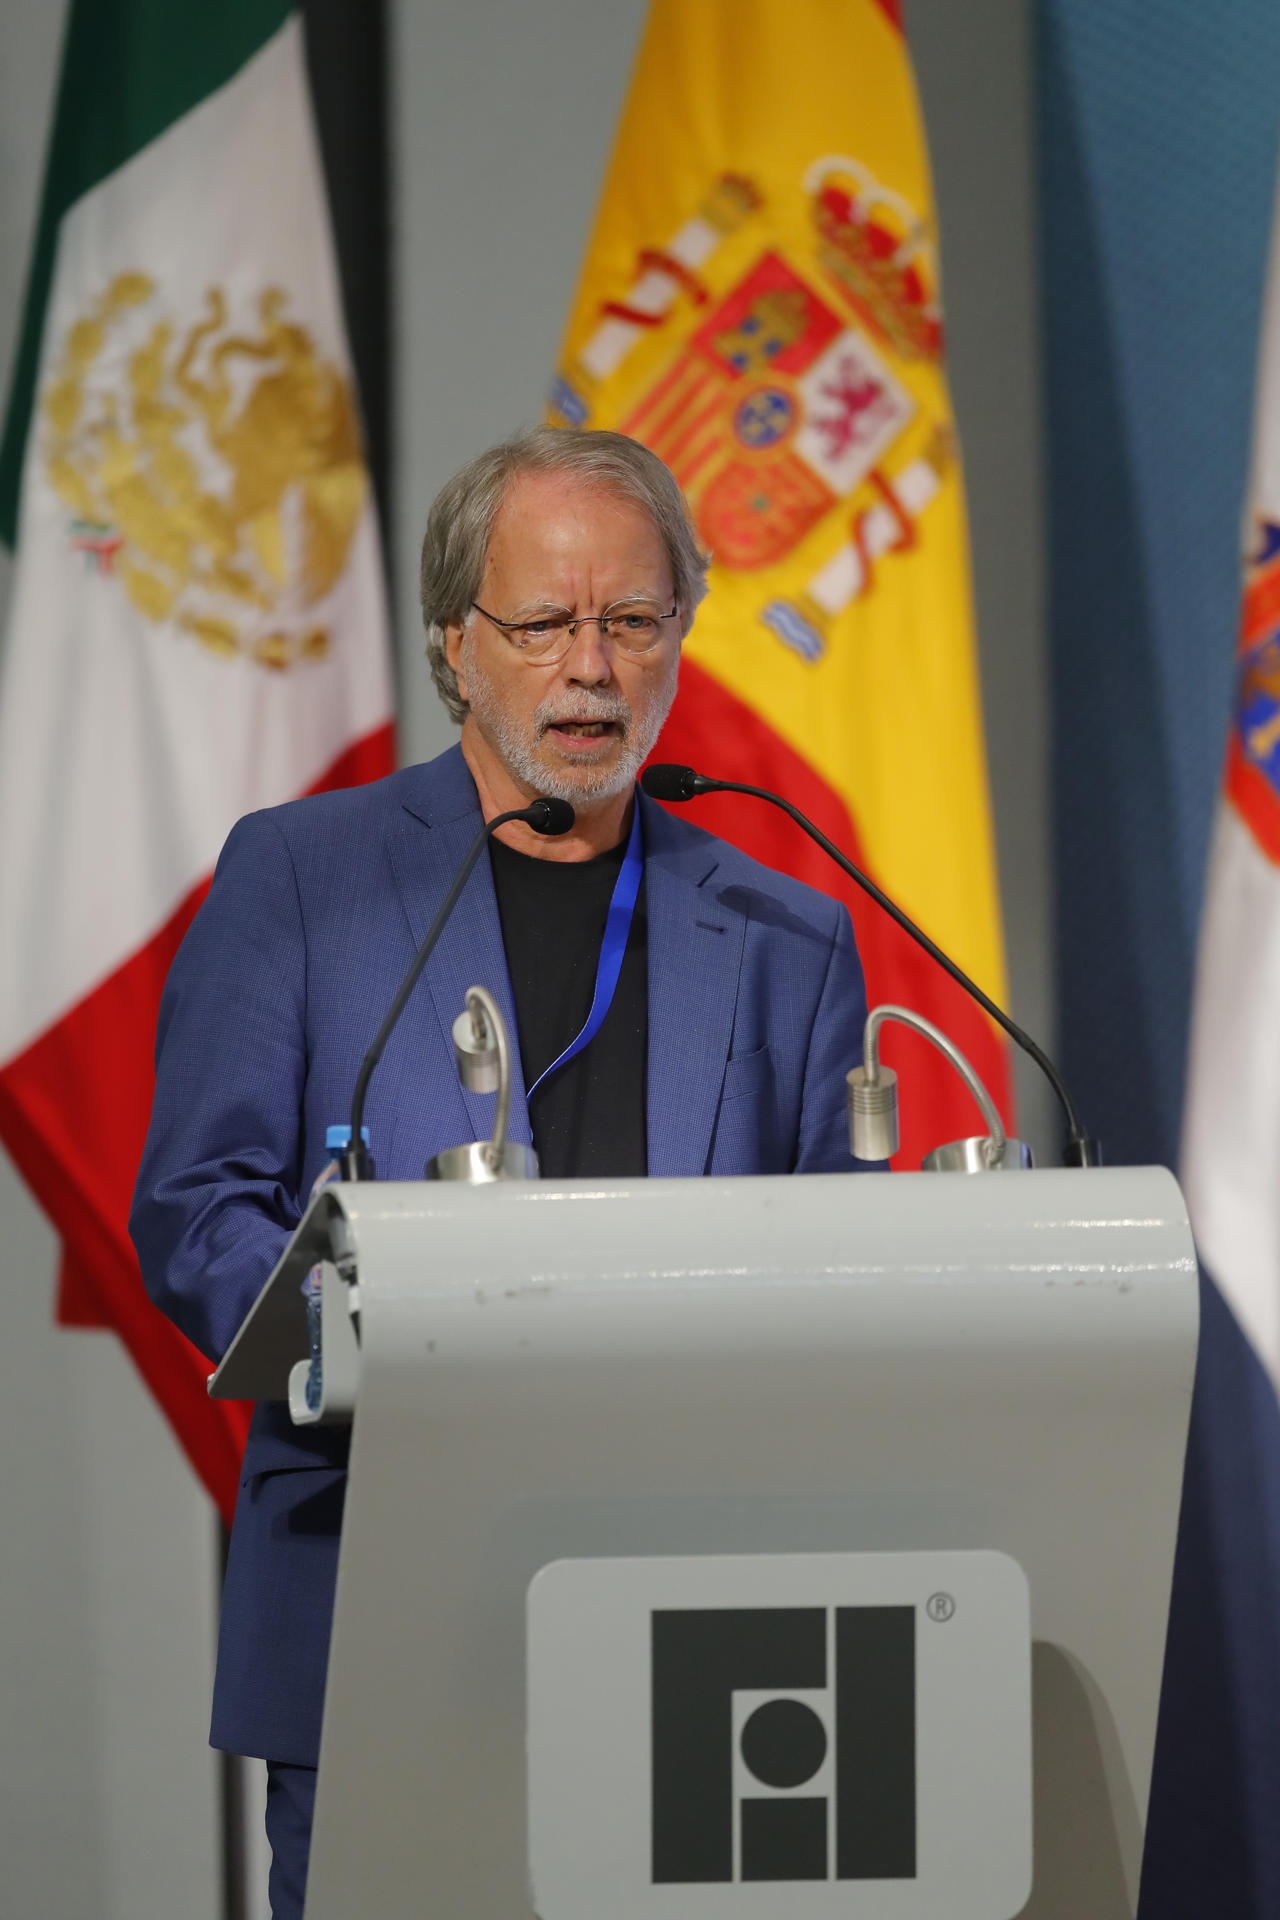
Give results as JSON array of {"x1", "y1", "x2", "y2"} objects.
[{"x1": 471, "y1": 598, "x2": 679, "y2": 663}]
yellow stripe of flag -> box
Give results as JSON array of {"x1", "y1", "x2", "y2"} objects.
[{"x1": 550, "y1": 0, "x2": 1008, "y2": 1011}]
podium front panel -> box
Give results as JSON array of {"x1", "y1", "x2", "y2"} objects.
[{"x1": 300, "y1": 1167, "x2": 1196, "y2": 1919}]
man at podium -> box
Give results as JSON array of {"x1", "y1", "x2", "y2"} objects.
[{"x1": 131, "y1": 426, "x2": 873, "y2": 1914}]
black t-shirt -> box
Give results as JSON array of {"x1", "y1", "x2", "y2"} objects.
[{"x1": 488, "y1": 832, "x2": 648, "y2": 1179}]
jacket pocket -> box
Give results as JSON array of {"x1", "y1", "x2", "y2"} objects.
[{"x1": 719, "y1": 1043, "x2": 772, "y2": 1101}]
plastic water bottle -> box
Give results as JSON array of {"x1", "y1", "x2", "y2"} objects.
[{"x1": 301, "y1": 1125, "x2": 368, "y2": 1412}]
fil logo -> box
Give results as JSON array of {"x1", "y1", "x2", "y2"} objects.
[{"x1": 651, "y1": 1607, "x2": 915, "y2": 1884}]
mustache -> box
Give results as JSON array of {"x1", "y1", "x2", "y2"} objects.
[{"x1": 535, "y1": 692, "x2": 630, "y2": 734}]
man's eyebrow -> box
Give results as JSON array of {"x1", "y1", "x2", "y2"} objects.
[
  {"x1": 500, "y1": 598, "x2": 572, "y2": 621},
  {"x1": 497, "y1": 588, "x2": 674, "y2": 620}
]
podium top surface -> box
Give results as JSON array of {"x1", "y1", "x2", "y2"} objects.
[{"x1": 210, "y1": 1166, "x2": 1196, "y2": 1402}]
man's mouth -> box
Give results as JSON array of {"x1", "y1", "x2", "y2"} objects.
[{"x1": 544, "y1": 718, "x2": 622, "y2": 745}]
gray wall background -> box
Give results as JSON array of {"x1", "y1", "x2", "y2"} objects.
[{"x1": 0, "y1": 0, "x2": 1046, "y2": 1908}]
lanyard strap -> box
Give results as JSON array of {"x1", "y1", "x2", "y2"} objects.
[{"x1": 525, "y1": 795, "x2": 645, "y2": 1101}]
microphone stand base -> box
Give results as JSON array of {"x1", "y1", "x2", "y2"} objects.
[
  {"x1": 425, "y1": 1141, "x2": 540, "y2": 1184},
  {"x1": 923, "y1": 1135, "x2": 1035, "y2": 1173}
]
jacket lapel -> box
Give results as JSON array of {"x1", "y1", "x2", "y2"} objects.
[
  {"x1": 643, "y1": 795, "x2": 746, "y2": 1176},
  {"x1": 386, "y1": 749, "x2": 531, "y2": 1152}
]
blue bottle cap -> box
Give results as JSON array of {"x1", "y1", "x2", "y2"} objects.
[{"x1": 325, "y1": 1124, "x2": 371, "y2": 1150}]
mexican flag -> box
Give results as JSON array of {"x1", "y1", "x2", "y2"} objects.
[{"x1": 0, "y1": 0, "x2": 394, "y2": 1518}]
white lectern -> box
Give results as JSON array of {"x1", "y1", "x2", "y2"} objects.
[{"x1": 211, "y1": 1167, "x2": 1198, "y2": 1920}]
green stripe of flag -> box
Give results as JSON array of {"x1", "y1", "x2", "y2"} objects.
[{"x1": 0, "y1": 0, "x2": 293, "y2": 547}]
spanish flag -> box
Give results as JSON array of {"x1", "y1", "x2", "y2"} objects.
[{"x1": 550, "y1": 0, "x2": 1011, "y2": 1165}]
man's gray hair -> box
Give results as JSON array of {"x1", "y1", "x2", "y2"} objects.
[{"x1": 419, "y1": 426, "x2": 710, "y2": 723}]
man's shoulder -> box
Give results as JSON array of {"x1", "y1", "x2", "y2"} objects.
[
  {"x1": 230, "y1": 743, "x2": 472, "y2": 857},
  {"x1": 642, "y1": 795, "x2": 843, "y2": 935}
]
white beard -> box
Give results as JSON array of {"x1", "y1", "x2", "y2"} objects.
[{"x1": 460, "y1": 635, "x2": 679, "y2": 805}]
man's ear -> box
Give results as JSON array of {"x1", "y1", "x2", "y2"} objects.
[{"x1": 444, "y1": 621, "x2": 469, "y2": 703}]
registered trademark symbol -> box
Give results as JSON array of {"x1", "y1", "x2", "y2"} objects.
[{"x1": 926, "y1": 1591, "x2": 955, "y2": 1623}]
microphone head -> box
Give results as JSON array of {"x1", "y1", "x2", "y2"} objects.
[
  {"x1": 524, "y1": 796, "x2": 576, "y2": 836},
  {"x1": 640, "y1": 763, "x2": 701, "y2": 803}
]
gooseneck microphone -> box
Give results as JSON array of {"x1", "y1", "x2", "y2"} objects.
[
  {"x1": 340, "y1": 796, "x2": 575, "y2": 1180},
  {"x1": 641, "y1": 763, "x2": 1099, "y2": 1167}
]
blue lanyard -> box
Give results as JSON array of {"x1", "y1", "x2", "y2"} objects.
[{"x1": 525, "y1": 795, "x2": 645, "y2": 1100}]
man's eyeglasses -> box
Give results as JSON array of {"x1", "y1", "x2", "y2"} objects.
[{"x1": 471, "y1": 599, "x2": 679, "y2": 663}]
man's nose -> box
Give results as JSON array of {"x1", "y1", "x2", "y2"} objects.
[{"x1": 562, "y1": 620, "x2": 613, "y2": 683}]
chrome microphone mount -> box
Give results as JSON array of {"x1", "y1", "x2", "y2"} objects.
[
  {"x1": 848, "y1": 1004, "x2": 1033, "y2": 1172},
  {"x1": 426, "y1": 985, "x2": 539, "y2": 1183}
]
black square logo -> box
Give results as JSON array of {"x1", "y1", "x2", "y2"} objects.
[{"x1": 651, "y1": 1606, "x2": 916, "y2": 1883}]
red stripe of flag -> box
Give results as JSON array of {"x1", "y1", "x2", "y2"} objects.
[
  {"x1": 1226, "y1": 730, "x2": 1280, "y2": 866},
  {"x1": 0, "y1": 720, "x2": 395, "y2": 1521},
  {"x1": 623, "y1": 353, "x2": 706, "y2": 435}
]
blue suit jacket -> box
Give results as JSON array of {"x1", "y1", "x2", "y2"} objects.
[{"x1": 131, "y1": 744, "x2": 871, "y2": 1764}]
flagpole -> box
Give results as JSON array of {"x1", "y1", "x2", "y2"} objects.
[{"x1": 217, "y1": 1519, "x2": 250, "y2": 1920}]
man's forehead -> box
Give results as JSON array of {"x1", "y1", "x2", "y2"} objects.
[
  {"x1": 491, "y1": 469, "x2": 639, "y2": 534},
  {"x1": 483, "y1": 471, "x2": 671, "y2": 580}
]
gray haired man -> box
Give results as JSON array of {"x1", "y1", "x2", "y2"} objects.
[{"x1": 132, "y1": 424, "x2": 872, "y2": 1915}]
